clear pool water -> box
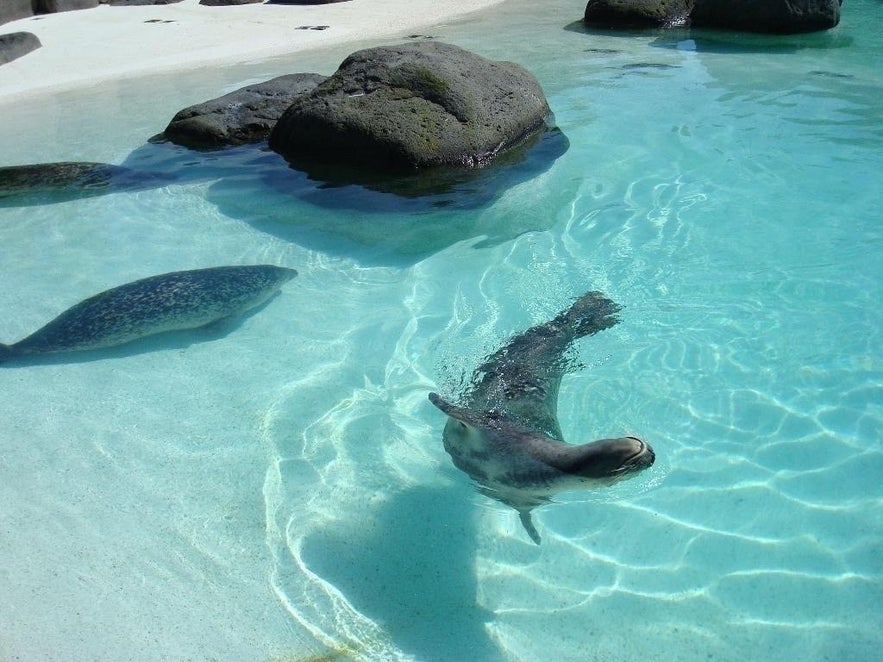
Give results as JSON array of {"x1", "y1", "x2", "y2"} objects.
[{"x1": 1, "y1": 1, "x2": 881, "y2": 660}]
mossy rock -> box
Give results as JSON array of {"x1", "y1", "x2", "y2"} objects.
[{"x1": 269, "y1": 41, "x2": 552, "y2": 171}]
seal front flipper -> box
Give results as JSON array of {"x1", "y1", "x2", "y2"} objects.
[{"x1": 518, "y1": 509, "x2": 542, "y2": 545}]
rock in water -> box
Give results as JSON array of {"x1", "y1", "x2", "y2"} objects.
[
  {"x1": 691, "y1": 0, "x2": 840, "y2": 34},
  {"x1": 162, "y1": 73, "x2": 327, "y2": 148},
  {"x1": 583, "y1": 0, "x2": 694, "y2": 28},
  {"x1": 0, "y1": 266, "x2": 297, "y2": 363},
  {"x1": 269, "y1": 41, "x2": 552, "y2": 171},
  {"x1": 582, "y1": 0, "x2": 841, "y2": 33}
]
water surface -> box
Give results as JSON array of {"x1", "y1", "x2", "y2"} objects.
[{"x1": 1, "y1": 1, "x2": 881, "y2": 660}]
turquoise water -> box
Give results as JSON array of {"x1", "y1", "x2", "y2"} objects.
[{"x1": 1, "y1": 0, "x2": 881, "y2": 660}]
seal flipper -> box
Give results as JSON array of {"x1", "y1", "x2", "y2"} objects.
[{"x1": 519, "y1": 509, "x2": 542, "y2": 545}]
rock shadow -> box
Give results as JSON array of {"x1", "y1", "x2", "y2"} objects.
[
  {"x1": 563, "y1": 18, "x2": 853, "y2": 54},
  {"x1": 648, "y1": 27, "x2": 853, "y2": 54},
  {"x1": 203, "y1": 128, "x2": 568, "y2": 266},
  {"x1": 299, "y1": 484, "x2": 505, "y2": 662},
  {"x1": 272, "y1": 125, "x2": 569, "y2": 210}
]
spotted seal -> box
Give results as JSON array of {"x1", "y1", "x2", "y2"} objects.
[
  {"x1": 0, "y1": 265, "x2": 297, "y2": 363},
  {"x1": 429, "y1": 290, "x2": 654, "y2": 544}
]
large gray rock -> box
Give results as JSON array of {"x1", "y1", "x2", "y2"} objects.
[
  {"x1": 269, "y1": 41, "x2": 552, "y2": 171},
  {"x1": 162, "y1": 73, "x2": 326, "y2": 148},
  {"x1": 0, "y1": 31, "x2": 41, "y2": 65},
  {"x1": 35, "y1": 0, "x2": 99, "y2": 12},
  {"x1": 0, "y1": 0, "x2": 34, "y2": 25},
  {"x1": 584, "y1": 0, "x2": 694, "y2": 28},
  {"x1": 692, "y1": 0, "x2": 840, "y2": 33}
]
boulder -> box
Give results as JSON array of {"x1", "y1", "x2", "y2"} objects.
[
  {"x1": 584, "y1": 0, "x2": 694, "y2": 28},
  {"x1": 35, "y1": 0, "x2": 100, "y2": 12},
  {"x1": 0, "y1": 0, "x2": 34, "y2": 25},
  {"x1": 691, "y1": 0, "x2": 840, "y2": 33},
  {"x1": 162, "y1": 73, "x2": 327, "y2": 148},
  {"x1": 269, "y1": 41, "x2": 552, "y2": 172},
  {"x1": 0, "y1": 31, "x2": 41, "y2": 65}
]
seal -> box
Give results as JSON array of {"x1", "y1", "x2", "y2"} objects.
[
  {"x1": 429, "y1": 290, "x2": 654, "y2": 544},
  {"x1": 0, "y1": 265, "x2": 297, "y2": 363}
]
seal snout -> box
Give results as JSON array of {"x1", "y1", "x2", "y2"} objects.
[
  {"x1": 622, "y1": 436, "x2": 655, "y2": 471},
  {"x1": 599, "y1": 437, "x2": 654, "y2": 478}
]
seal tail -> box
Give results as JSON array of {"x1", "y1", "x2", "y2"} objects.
[
  {"x1": 518, "y1": 509, "x2": 542, "y2": 545},
  {"x1": 554, "y1": 290, "x2": 622, "y2": 339}
]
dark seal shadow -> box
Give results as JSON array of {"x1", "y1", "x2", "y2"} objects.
[{"x1": 299, "y1": 484, "x2": 506, "y2": 662}]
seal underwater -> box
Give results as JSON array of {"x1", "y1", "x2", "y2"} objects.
[
  {"x1": 0, "y1": 265, "x2": 297, "y2": 363},
  {"x1": 429, "y1": 290, "x2": 654, "y2": 544}
]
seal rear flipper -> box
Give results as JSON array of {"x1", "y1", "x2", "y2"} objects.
[
  {"x1": 556, "y1": 290, "x2": 622, "y2": 339},
  {"x1": 518, "y1": 509, "x2": 542, "y2": 545}
]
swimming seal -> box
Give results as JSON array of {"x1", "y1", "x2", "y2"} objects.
[
  {"x1": 0, "y1": 265, "x2": 297, "y2": 363},
  {"x1": 429, "y1": 290, "x2": 654, "y2": 544}
]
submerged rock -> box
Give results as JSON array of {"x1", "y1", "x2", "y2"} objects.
[
  {"x1": 0, "y1": 32, "x2": 41, "y2": 65},
  {"x1": 162, "y1": 73, "x2": 327, "y2": 148},
  {"x1": 269, "y1": 41, "x2": 552, "y2": 173}
]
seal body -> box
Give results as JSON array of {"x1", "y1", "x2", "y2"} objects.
[
  {"x1": 0, "y1": 265, "x2": 297, "y2": 362},
  {"x1": 429, "y1": 290, "x2": 654, "y2": 544}
]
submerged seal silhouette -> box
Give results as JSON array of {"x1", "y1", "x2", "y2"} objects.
[
  {"x1": 0, "y1": 265, "x2": 297, "y2": 363},
  {"x1": 429, "y1": 290, "x2": 654, "y2": 544}
]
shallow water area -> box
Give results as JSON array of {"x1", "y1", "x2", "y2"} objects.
[{"x1": 1, "y1": 1, "x2": 882, "y2": 660}]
